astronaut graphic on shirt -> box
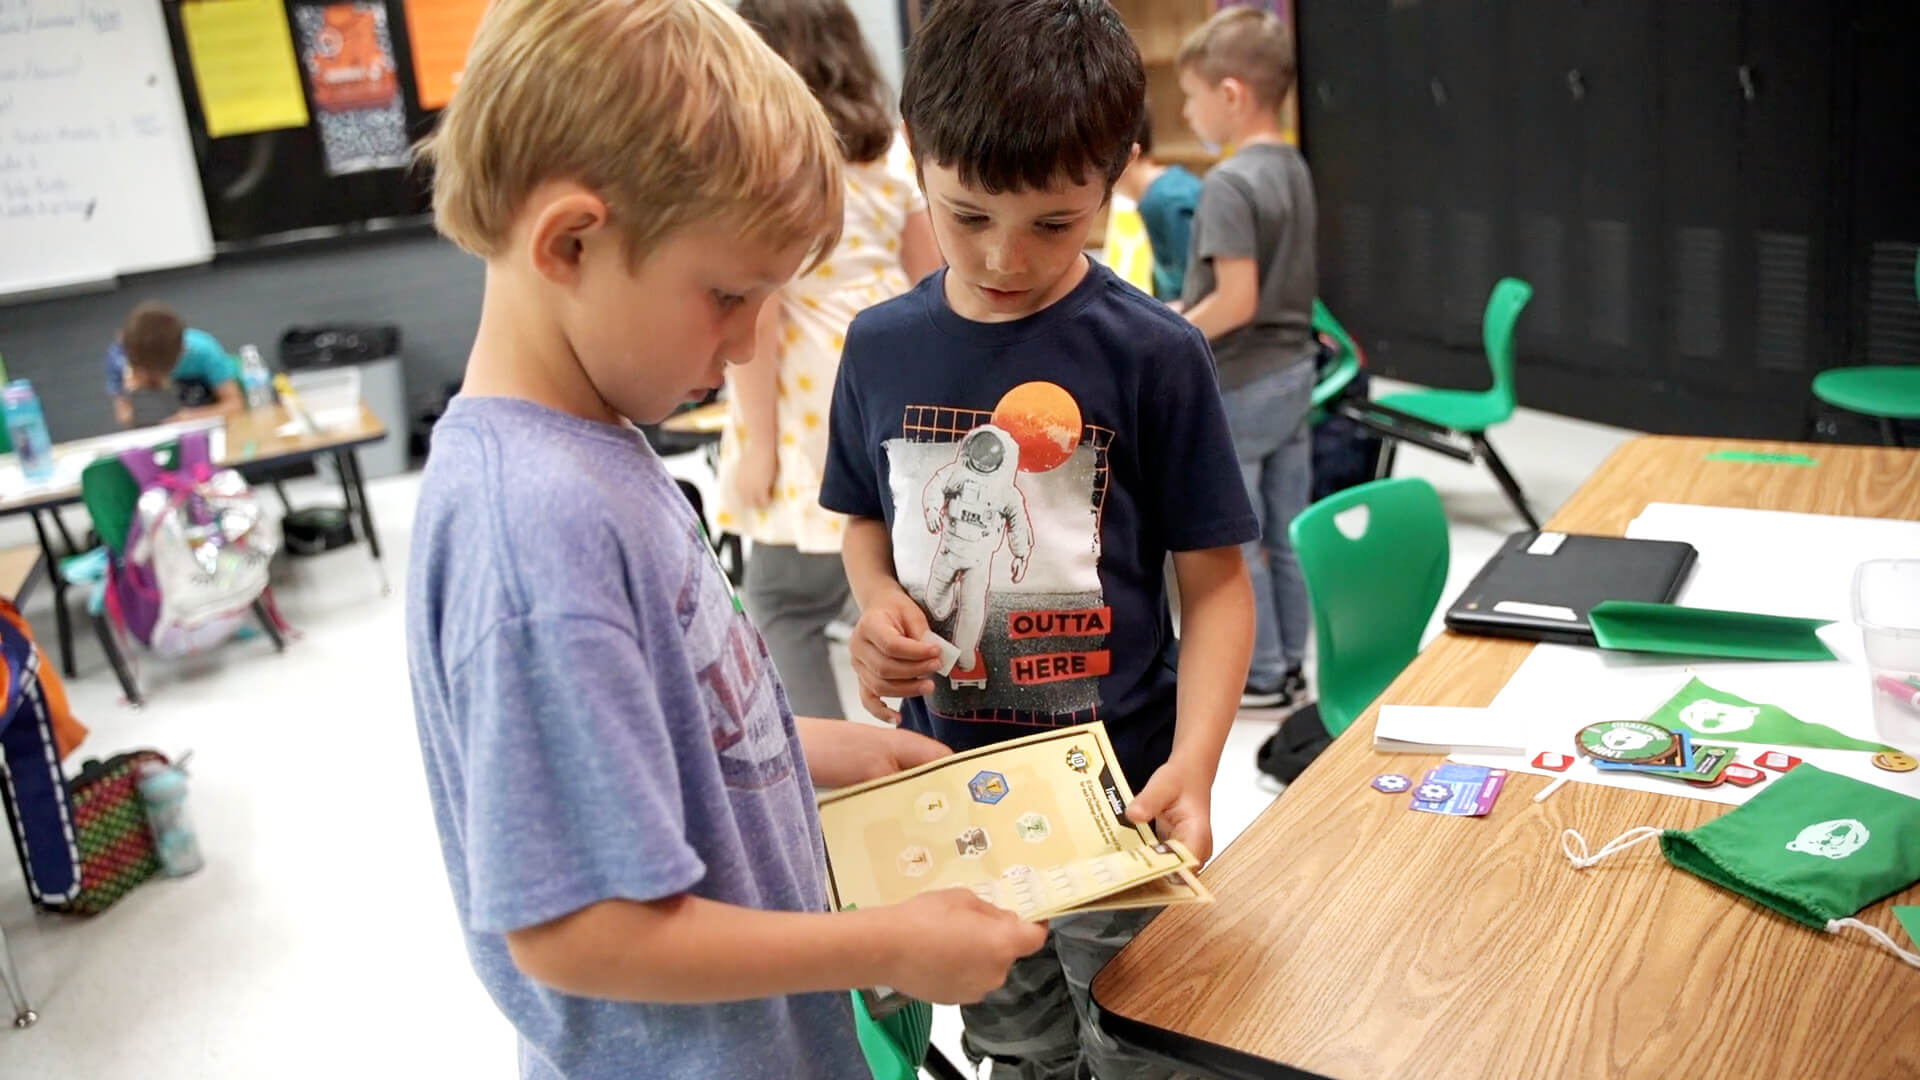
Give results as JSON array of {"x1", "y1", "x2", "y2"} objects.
[
  {"x1": 885, "y1": 381, "x2": 1109, "y2": 722},
  {"x1": 921, "y1": 425, "x2": 1034, "y2": 687}
]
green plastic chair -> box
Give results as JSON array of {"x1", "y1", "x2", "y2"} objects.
[
  {"x1": 78, "y1": 440, "x2": 284, "y2": 706},
  {"x1": 1310, "y1": 298, "x2": 1362, "y2": 424},
  {"x1": 853, "y1": 992, "x2": 935, "y2": 1080},
  {"x1": 1288, "y1": 477, "x2": 1450, "y2": 738},
  {"x1": 1809, "y1": 250, "x2": 1920, "y2": 447},
  {"x1": 1372, "y1": 278, "x2": 1540, "y2": 529}
]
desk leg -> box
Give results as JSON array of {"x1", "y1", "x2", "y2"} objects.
[
  {"x1": 26, "y1": 513, "x2": 74, "y2": 679},
  {"x1": 334, "y1": 450, "x2": 388, "y2": 594},
  {"x1": 0, "y1": 922, "x2": 34, "y2": 1029},
  {"x1": 48, "y1": 510, "x2": 77, "y2": 556}
]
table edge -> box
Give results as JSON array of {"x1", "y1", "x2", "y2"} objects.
[
  {"x1": 0, "y1": 426, "x2": 388, "y2": 518},
  {"x1": 1091, "y1": 982, "x2": 1329, "y2": 1080}
]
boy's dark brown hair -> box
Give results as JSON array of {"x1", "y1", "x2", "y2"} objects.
[
  {"x1": 901, "y1": 0, "x2": 1144, "y2": 194},
  {"x1": 122, "y1": 302, "x2": 185, "y2": 378},
  {"x1": 1134, "y1": 106, "x2": 1155, "y2": 159},
  {"x1": 737, "y1": 0, "x2": 894, "y2": 165},
  {"x1": 1178, "y1": 6, "x2": 1297, "y2": 111}
]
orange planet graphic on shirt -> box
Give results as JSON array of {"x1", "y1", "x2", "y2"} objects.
[{"x1": 992, "y1": 381, "x2": 1082, "y2": 473}]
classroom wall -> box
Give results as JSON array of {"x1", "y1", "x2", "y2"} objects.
[
  {"x1": 4, "y1": 2, "x2": 906, "y2": 452},
  {"x1": 0, "y1": 233, "x2": 480, "y2": 447},
  {"x1": 847, "y1": 0, "x2": 905, "y2": 94}
]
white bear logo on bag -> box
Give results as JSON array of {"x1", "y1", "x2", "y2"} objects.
[{"x1": 1785, "y1": 819, "x2": 1870, "y2": 860}]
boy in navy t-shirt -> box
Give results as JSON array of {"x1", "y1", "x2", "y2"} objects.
[{"x1": 820, "y1": 1, "x2": 1257, "y2": 1075}]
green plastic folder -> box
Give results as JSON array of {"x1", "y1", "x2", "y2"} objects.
[{"x1": 1588, "y1": 601, "x2": 1836, "y2": 662}]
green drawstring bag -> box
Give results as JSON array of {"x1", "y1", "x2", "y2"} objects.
[{"x1": 1563, "y1": 764, "x2": 1920, "y2": 968}]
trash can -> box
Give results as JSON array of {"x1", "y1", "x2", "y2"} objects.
[{"x1": 278, "y1": 324, "x2": 408, "y2": 479}]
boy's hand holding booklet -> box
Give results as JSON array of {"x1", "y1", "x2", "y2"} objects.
[
  {"x1": 818, "y1": 722, "x2": 1212, "y2": 1014},
  {"x1": 818, "y1": 722, "x2": 1211, "y2": 919}
]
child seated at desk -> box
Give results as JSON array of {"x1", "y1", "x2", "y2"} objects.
[{"x1": 105, "y1": 302, "x2": 244, "y2": 428}]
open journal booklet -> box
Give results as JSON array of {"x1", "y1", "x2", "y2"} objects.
[{"x1": 817, "y1": 722, "x2": 1211, "y2": 923}]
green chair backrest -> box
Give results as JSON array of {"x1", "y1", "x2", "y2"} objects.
[
  {"x1": 1482, "y1": 277, "x2": 1533, "y2": 420},
  {"x1": 852, "y1": 991, "x2": 933, "y2": 1080},
  {"x1": 1289, "y1": 477, "x2": 1450, "y2": 738},
  {"x1": 1310, "y1": 298, "x2": 1362, "y2": 417},
  {"x1": 80, "y1": 440, "x2": 183, "y2": 556}
]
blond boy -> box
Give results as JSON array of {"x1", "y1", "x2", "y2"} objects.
[
  {"x1": 405, "y1": 3, "x2": 1043, "y2": 1077},
  {"x1": 1177, "y1": 6, "x2": 1319, "y2": 709}
]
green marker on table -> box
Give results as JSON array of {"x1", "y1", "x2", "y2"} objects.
[{"x1": 1704, "y1": 450, "x2": 1818, "y2": 467}]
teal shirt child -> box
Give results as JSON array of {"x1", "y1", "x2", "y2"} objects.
[
  {"x1": 104, "y1": 328, "x2": 239, "y2": 406},
  {"x1": 1137, "y1": 164, "x2": 1203, "y2": 302}
]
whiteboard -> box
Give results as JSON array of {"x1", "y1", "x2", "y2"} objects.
[{"x1": 0, "y1": 0, "x2": 214, "y2": 297}]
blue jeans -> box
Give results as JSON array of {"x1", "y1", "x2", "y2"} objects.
[{"x1": 1222, "y1": 362, "x2": 1315, "y2": 684}]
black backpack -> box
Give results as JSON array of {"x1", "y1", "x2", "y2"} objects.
[
  {"x1": 1255, "y1": 703, "x2": 1333, "y2": 785},
  {"x1": 1309, "y1": 337, "x2": 1383, "y2": 501}
]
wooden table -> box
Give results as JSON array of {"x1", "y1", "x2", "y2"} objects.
[
  {"x1": 1093, "y1": 436, "x2": 1920, "y2": 1080},
  {"x1": 0, "y1": 406, "x2": 388, "y2": 677}
]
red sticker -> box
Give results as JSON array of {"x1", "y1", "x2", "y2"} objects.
[
  {"x1": 1723, "y1": 764, "x2": 1766, "y2": 787},
  {"x1": 1533, "y1": 751, "x2": 1573, "y2": 772},
  {"x1": 1755, "y1": 751, "x2": 1802, "y2": 773}
]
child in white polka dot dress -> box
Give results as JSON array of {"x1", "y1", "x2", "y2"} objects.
[{"x1": 719, "y1": 0, "x2": 943, "y2": 719}]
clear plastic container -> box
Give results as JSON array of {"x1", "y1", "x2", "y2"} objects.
[
  {"x1": 1854, "y1": 559, "x2": 1920, "y2": 750},
  {"x1": 285, "y1": 367, "x2": 361, "y2": 431}
]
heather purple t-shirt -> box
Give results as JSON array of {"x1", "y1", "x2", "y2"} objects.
[{"x1": 405, "y1": 397, "x2": 865, "y2": 1080}]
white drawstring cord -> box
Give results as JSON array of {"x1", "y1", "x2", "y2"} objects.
[
  {"x1": 1561, "y1": 831, "x2": 1920, "y2": 969},
  {"x1": 1561, "y1": 825, "x2": 1664, "y2": 869},
  {"x1": 1828, "y1": 918, "x2": 1920, "y2": 970}
]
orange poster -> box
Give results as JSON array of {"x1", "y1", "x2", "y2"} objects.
[{"x1": 404, "y1": 0, "x2": 490, "y2": 110}]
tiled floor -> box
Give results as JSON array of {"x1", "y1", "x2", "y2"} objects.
[{"x1": 0, "y1": 387, "x2": 1636, "y2": 1079}]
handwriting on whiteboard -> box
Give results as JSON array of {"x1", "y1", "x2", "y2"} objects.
[{"x1": 0, "y1": 0, "x2": 177, "y2": 224}]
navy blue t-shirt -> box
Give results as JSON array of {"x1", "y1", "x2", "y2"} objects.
[{"x1": 820, "y1": 261, "x2": 1257, "y2": 786}]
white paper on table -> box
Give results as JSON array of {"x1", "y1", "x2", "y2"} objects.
[
  {"x1": 1376, "y1": 705, "x2": 1528, "y2": 754},
  {"x1": 1451, "y1": 504, "x2": 1920, "y2": 808}
]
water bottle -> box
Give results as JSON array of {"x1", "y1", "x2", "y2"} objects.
[
  {"x1": 136, "y1": 757, "x2": 204, "y2": 877},
  {"x1": 1, "y1": 380, "x2": 55, "y2": 485},
  {"x1": 239, "y1": 345, "x2": 273, "y2": 410}
]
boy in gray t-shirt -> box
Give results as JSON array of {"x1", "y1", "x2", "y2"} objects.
[
  {"x1": 405, "y1": 3, "x2": 1042, "y2": 1078},
  {"x1": 1176, "y1": 6, "x2": 1320, "y2": 709}
]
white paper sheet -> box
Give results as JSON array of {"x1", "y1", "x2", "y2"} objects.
[
  {"x1": 1451, "y1": 504, "x2": 1920, "y2": 807},
  {"x1": 1375, "y1": 705, "x2": 1528, "y2": 754}
]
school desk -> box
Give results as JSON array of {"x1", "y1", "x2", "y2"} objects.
[
  {"x1": 1092, "y1": 435, "x2": 1920, "y2": 1080},
  {"x1": 0, "y1": 406, "x2": 388, "y2": 679}
]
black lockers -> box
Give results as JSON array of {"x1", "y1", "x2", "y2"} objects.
[{"x1": 1300, "y1": 0, "x2": 1919, "y2": 440}]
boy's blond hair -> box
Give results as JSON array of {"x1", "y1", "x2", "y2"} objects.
[
  {"x1": 1177, "y1": 6, "x2": 1297, "y2": 112},
  {"x1": 419, "y1": 0, "x2": 843, "y2": 268}
]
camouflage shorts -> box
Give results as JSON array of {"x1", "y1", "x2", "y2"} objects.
[{"x1": 960, "y1": 907, "x2": 1198, "y2": 1080}]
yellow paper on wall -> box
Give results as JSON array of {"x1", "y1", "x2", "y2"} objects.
[{"x1": 181, "y1": 0, "x2": 311, "y2": 138}]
